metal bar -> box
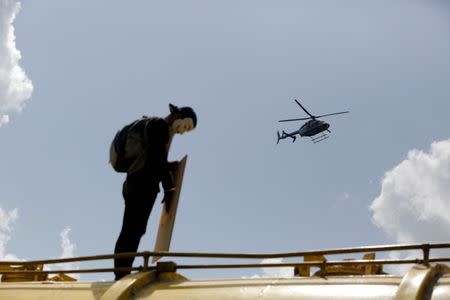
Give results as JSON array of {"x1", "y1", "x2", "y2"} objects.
[
  {"x1": 0, "y1": 267, "x2": 144, "y2": 275},
  {"x1": 312, "y1": 137, "x2": 328, "y2": 142},
  {"x1": 429, "y1": 258, "x2": 450, "y2": 263},
  {"x1": 144, "y1": 243, "x2": 450, "y2": 259},
  {"x1": 142, "y1": 252, "x2": 150, "y2": 271},
  {"x1": 313, "y1": 136, "x2": 329, "y2": 143},
  {"x1": 1, "y1": 243, "x2": 449, "y2": 266},
  {"x1": 0, "y1": 252, "x2": 145, "y2": 266},
  {"x1": 1, "y1": 258, "x2": 449, "y2": 275},
  {"x1": 175, "y1": 259, "x2": 424, "y2": 270},
  {"x1": 320, "y1": 258, "x2": 327, "y2": 277},
  {"x1": 423, "y1": 244, "x2": 430, "y2": 266},
  {"x1": 312, "y1": 134, "x2": 328, "y2": 140}
]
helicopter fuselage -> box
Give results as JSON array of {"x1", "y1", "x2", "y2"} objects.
[
  {"x1": 277, "y1": 99, "x2": 348, "y2": 144},
  {"x1": 299, "y1": 119, "x2": 330, "y2": 137}
]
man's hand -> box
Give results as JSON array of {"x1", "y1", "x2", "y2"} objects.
[
  {"x1": 169, "y1": 161, "x2": 179, "y2": 172},
  {"x1": 162, "y1": 187, "x2": 176, "y2": 212}
]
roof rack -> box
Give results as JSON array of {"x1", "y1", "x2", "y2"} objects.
[{"x1": 0, "y1": 243, "x2": 449, "y2": 279}]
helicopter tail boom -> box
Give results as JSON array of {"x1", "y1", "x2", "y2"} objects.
[{"x1": 277, "y1": 130, "x2": 297, "y2": 144}]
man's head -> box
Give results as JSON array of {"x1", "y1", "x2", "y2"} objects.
[{"x1": 167, "y1": 104, "x2": 197, "y2": 134}]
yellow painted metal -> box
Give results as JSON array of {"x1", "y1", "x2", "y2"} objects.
[
  {"x1": 295, "y1": 254, "x2": 325, "y2": 276},
  {"x1": 0, "y1": 242, "x2": 449, "y2": 299},
  {"x1": 0, "y1": 267, "x2": 449, "y2": 299},
  {"x1": 0, "y1": 264, "x2": 77, "y2": 283},
  {"x1": 395, "y1": 264, "x2": 450, "y2": 300},
  {"x1": 432, "y1": 275, "x2": 450, "y2": 300},
  {"x1": 134, "y1": 275, "x2": 402, "y2": 300},
  {"x1": 0, "y1": 264, "x2": 47, "y2": 282},
  {"x1": 99, "y1": 271, "x2": 156, "y2": 300},
  {"x1": 157, "y1": 271, "x2": 187, "y2": 282},
  {"x1": 0, "y1": 281, "x2": 113, "y2": 300},
  {"x1": 48, "y1": 273, "x2": 77, "y2": 282},
  {"x1": 295, "y1": 253, "x2": 384, "y2": 277},
  {"x1": 98, "y1": 270, "x2": 187, "y2": 300}
]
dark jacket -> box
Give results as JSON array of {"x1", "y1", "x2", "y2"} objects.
[{"x1": 127, "y1": 117, "x2": 174, "y2": 192}]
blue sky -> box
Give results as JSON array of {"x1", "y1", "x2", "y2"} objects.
[{"x1": 1, "y1": 0, "x2": 449, "y2": 280}]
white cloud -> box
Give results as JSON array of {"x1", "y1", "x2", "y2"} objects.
[
  {"x1": 59, "y1": 227, "x2": 76, "y2": 259},
  {"x1": 0, "y1": 0, "x2": 33, "y2": 126},
  {"x1": 370, "y1": 140, "x2": 450, "y2": 272},
  {"x1": 0, "y1": 207, "x2": 20, "y2": 261},
  {"x1": 0, "y1": 208, "x2": 79, "y2": 279},
  {"x1": 46, "y1": 227, "x2": 80, "y2": 280},
  {"x1": 244, "y1": 258, "x2": 293, "y2": 279},
  {"x1": 0, "y1": 115, "x2": 9, "y2": 126}
]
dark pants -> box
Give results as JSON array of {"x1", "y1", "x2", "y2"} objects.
[{"x1": 114, "y1": 169, "x2": 159, "y2": 280}]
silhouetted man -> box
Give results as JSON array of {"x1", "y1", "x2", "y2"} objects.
[{"x1": 112, "y1": 104, "x2": 197, "y2": 280}]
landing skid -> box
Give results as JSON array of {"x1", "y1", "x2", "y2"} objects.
[{"x1": 311, "y1": 133, "x2": 329, "y2": 143}]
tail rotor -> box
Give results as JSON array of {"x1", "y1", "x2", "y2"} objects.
[{"x1": 277, "y1": 130, "x2": 297, "y2": 143}]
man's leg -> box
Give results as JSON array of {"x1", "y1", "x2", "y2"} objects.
[{"x1": 114, "y1": 177, "x2": 157, "y2": 280}]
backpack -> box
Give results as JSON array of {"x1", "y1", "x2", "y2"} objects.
[{"x1": 109, "y1": 118, "x2": 150, "y2": 173}]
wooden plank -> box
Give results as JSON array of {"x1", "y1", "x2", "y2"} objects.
[{"x1": 152, "y1": 155, "x2": 187, "y2": 263}]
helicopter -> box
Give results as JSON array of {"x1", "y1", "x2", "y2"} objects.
[{"x1": 277, "y1": 99, "x2": 349, "y2": 144}]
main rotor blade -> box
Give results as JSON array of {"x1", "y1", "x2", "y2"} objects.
[
  {"x1": 278, "y1": 117, "x2": 312, "y2": 122},
  {"x1": 316, "y1": 111, "x2": 349, "y2": 118},
  {"x1": 294, "y1": 99, "x2": 315, "y2": 118}
]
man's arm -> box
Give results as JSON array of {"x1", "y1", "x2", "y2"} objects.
[{"x1": 146, "y1": 118, "x2": 175, "y2": 192}]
